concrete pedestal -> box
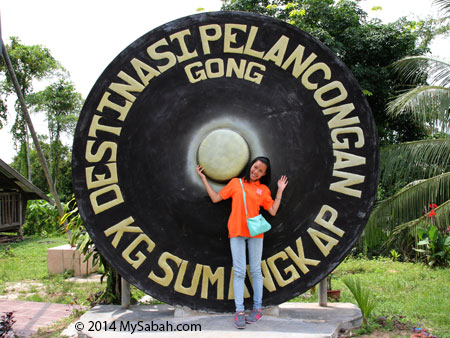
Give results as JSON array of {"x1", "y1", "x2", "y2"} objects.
[
  {"x1": 47, "y1": 244, "x2": 98, "y2": 276},
  {"x1": 62, "y1": 302, "x2": 362, "y2": 337}
]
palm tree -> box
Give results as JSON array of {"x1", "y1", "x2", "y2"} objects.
[{"x1": 360, "y1": 0, "x2": 450, "y2": 257}]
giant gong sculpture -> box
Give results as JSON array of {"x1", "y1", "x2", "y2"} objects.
[{"x1": 72, "y1": 11, "x2": 379, "y2": 312}]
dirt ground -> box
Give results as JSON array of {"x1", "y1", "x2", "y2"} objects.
[
  {"x1": 340, "y1": 327, "x2": 435, "y2": 338},
  {"x1": 358, "y1": 329, "x2": 412, "y2": 337},
  {"x1": 0, "y1": 281, "x2": 45, "y2": 300}
]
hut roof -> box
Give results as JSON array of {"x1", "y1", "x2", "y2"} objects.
[{"x1": 0, "y1": 158, "x2": 52, "y2": 203}]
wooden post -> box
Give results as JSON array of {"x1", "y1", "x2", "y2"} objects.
[
  {"x1": 318, "y1": 278, "x2": 327, "y2": 307},
  {"x1": 121, "y1": 278, "x2": 131, "y2": 309}
]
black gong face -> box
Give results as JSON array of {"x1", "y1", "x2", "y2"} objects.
[{"x1": 72, "y1": 11, "x2": 379, "y2": 312}]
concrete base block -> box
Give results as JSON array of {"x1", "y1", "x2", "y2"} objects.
[
  {"x1": 174, "y1": 306, "x2": 219, "y2": 318},
  {"x1": 63, "y1": 302, "x2": 362, "y2": 338},
  {"x1": 47, "y1": 244, "x2": 99, "y2": 276},
  {"x1": 262, "y1": 305, "x2": 279, "y2": 316},
  {"x1": 174, "y1": 305, "x2": 280, "y2": 318}
]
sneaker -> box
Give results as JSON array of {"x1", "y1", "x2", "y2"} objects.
[
  {"x1": 234, "y1": 311, "x2": 246, "y2": 329},
  {"x1": 246, "y1": 309, "x2": 263, "y2": 323}
]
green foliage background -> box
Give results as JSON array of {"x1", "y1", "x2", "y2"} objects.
[
  {"x1": 221, "y1": 0, "x2": 430, "y2": 144},
  {"x1": 22, "y1": 199, "x2": 60, "y2": 236}
]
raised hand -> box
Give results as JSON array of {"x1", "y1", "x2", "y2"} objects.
[
  {"x1": 196, "y1": 165, "x2": 223, "y2": 203},
  {"x1": 277, "y1": 175, "x2": 288, "y2": 191},
  {"x1": 196, "y1": 165, "x2": 206, "y2": 180}
]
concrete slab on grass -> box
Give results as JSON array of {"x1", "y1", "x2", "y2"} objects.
[{"x1": 62, "y1": 302, "x2": 362, "y2": 338}]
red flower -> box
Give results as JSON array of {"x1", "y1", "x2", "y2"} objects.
[
  {"x1": 432, "y1": 203, "x2": 438, "y2": 209},
  {"x1": 428, "y1": 210, "x2": 436, "y2": 217},
  {"x1": 447, "y1": 225, "x2": 450, "y2": 233}
]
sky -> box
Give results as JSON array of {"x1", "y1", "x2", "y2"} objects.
[{"x1": 0, "y1": 0, "x2": 447, "y2": 163}]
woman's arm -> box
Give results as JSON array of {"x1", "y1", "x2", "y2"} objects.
[
  {"x1": 196, "y1": 165, "x2": 223, "y2": 203},
  {"x1": 267, "y1": 175, "x2": 288, "y2": 216}
]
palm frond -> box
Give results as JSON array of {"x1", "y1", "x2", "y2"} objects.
[
  {"x1": 342, "y1": 276, "x2": 375, "y2": 326},
  {"x1": 384, "y1": 214, "x2": 426, "y2": 251},
  {"x1": 392, "y1": 56, "x2": 450, "y2": 87},
  {"x1": 384, "y1": 199, "x2": 450, "y2": 250},
  {"x1": 367, "y1": 171, "x2": 450, "y2": 232},
  {"x1": 381, "y1": 139, "x2": 450, "y2": 187},
  {"x1": 358, "y1": 214, "x2": 386, "y2": 255},
  {"x1": 431, "y1": 199, "x2": 450, "y2": 230},
  {"x1": 387, "y1": 85, "x2": 450, "y2": 128},
  {"x1": 433, "y1": 0, "x2": 450, "y2": 18}
]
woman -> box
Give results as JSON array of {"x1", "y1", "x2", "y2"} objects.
[{"x1": 196, "y1": 156, "x2": 288, "y2": 329}]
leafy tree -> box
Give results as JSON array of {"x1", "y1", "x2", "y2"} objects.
[
  {"x1": 11, "y1": 136, "x2": 74, "y2": 202},
  {"x1": 0, "y1": 36, "x2": 60, "y2": 179},
  {"x1": 362, "y1": 0, "x2": 450, "y2": 259},
  {"x1": 27, "y1": 78, "x2": 83, "y2": 189},
  {"x1": 0, "y1": 96, "x2": 6, "y2": 129},
  {"x1": 221, "y1": 0, "x2": 429, "y2": 144}
]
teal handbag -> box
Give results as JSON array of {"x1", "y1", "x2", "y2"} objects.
[{"x1": 239, "y1": 179, "x2": 272, "y2": 237}]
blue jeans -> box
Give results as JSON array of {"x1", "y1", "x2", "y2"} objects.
[{"x1": 230, "y1": 236, "x2": 263, "y2": 312}]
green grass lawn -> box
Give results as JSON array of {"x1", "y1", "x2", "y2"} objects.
[
  {"x1": 1, "y1": 236, "x2": 450, "y2": 337},
  {"x1": 340, "y1": 257, "x2": 449, "y2": 337},
  {"x1": 291, "y1": 256, "x2": 450, "y2": 337},
  {"x1": 0, "y1": 235, "x2": 104, "y2": 305},
  {"x1": 0, "y1": 236, "x2": 67, "y2": 282},
  {"x1": 0, "y1": 235, "x2": 149, "y2": 307}
]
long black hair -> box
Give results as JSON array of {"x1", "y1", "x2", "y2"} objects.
[{"x1": 244, "y1": 156, "x2": 271, "y2": 185}]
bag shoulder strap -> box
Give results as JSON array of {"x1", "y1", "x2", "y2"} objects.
[{"x1": 239, "y1": 178, "x2": 249, "y2": 219}]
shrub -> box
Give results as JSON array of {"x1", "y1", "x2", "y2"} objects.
[
  {"x1": 23, "y1": 199, "x2": 60, "y2": 236},
  {"x1": 414, "y1": 225, "x2": 450, "y2": 267},
  {"x1": 0, "y1": 311, "x2": 15, "y2": 338}
]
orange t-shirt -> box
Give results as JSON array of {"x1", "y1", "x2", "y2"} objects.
[{"x1": 219, "y1": 178, "x2": 274, "y2": 238}]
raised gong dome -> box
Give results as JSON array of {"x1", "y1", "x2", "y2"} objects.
[{"x1": 197, "y1": 129, "x2": 250, "y2": 182}]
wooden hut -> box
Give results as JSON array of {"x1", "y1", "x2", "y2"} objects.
[{"x1": 0, "y1": 158, "x2": 52, "y2": 238}]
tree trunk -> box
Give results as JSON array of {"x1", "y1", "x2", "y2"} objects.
[{"x1": 25, "y1": 124, "x2": 31, "y2": 182}]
